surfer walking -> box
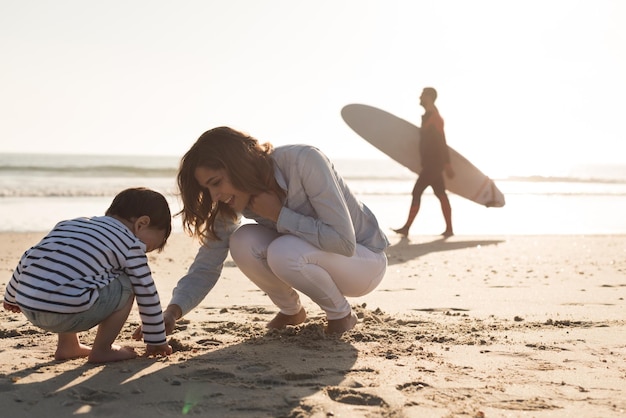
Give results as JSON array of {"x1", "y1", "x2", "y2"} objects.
[{"x1": 393, "y1": 87, "x2": 455, "y2": 238}]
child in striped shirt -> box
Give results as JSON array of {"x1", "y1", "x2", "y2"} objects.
[{"x1": 3, "y1": 187, "x2": 173, "y2": 363}]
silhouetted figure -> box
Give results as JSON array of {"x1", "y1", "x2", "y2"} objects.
[{"x1": 393, "y1": 87, "x2": 455, "y2": 237}]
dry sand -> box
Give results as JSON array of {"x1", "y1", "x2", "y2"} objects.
[{"x1": 1, "y1": 232, "x2": 625, "y2": 417}]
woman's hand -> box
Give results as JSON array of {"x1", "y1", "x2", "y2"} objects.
[
  {"x1": 163, "y1": 306, "x2": 181, "y2": 335},
  {"x1": 132, "y1": 305, "x2": 182, "y2": 341},
  {"x1": 247, "y1": 192, "x2": 282, "y2": 222}
]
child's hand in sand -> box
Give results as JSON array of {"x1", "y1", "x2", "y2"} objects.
[
  {"x1": 3, "y1": 301, "x2": 21, "y2": 313},
  {"x1": 145, "y1": 343, "x2": 173, "y2": 358}
]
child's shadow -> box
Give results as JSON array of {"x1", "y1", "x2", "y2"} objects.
[{"x1": 1, "y1": 320, "x2": 358, "y2": 417}]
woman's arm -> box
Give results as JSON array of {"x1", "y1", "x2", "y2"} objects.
[
  {"x1": 168, "y1": 214, "x2": 237, "y2": 317},
  {"x1": 275, "y1": 147, "x2": 356, "y2": 256}
]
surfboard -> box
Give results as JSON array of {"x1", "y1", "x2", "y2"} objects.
[{"x1": 341, "y1": 103, "x2": 505, "y2": 208}]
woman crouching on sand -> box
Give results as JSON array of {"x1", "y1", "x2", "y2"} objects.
[{"x1": 160, "y1": 126, "x2": 388, "y2": 335}]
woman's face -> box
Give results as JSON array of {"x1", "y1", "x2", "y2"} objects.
[{"x1": 194, "y1": 166, "x2": 251, "y2": 212}]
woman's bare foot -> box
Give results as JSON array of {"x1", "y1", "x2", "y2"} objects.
[
  {"x1": 267, "y1": 307, "x2": 306, "y2": 329},
  {"x1": 326, "y1": 312, "x2": 358, "y2": 335},
  {"x1": 88, "y1": 344, "x2": 137, "y2": 363},
  {"x1": 55, "y1": 343, "x2": 92, "y2": 361},
  {"x1": 441, "y1": 229, "x2": 454, "y2": 238}
]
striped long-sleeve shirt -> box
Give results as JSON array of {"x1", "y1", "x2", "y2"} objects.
[{"x1": 4, "y1": 216, "x2": 166, "y2": 346}]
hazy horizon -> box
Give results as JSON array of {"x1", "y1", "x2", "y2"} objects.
[
  {"x1": 2, "y1": 150, "x2": 626, "y2": 182},
  {"x1": 2, "y1": 1, "x2": 625, "y2": 179}
]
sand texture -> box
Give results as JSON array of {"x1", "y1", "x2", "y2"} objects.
[{"x1": 1, "y1": 232, "x2": 625, "y2": 417}]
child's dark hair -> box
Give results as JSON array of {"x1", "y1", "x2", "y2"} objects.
[{"x1": 105, "y1": 187, "x2": 172, "y2": 250}]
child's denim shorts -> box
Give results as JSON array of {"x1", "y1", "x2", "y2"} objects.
[{"x1": 21, "y1": 273, "x2": 134, "y2": 334}]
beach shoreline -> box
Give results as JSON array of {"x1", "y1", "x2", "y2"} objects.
[{"x1": 1, "y1": 232, "x2": 625, "y2": 417}]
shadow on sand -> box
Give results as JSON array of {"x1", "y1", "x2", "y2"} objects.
[
  {"x1": 1, "y1": 323, "x2": 358, "y2": 418},
  {"x1": 385, "y1": 236, "x2": 505, "y2": 266}
]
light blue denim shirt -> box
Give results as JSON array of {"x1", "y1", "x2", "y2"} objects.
[{"x1": 170, "y1": 145, "x2": 389, "y2": 316}]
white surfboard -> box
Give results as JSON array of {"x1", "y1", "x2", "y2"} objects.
[{"x1": 341, "y1": 104, "x2": 505, "y2": 207}]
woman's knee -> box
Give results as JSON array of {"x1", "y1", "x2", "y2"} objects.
[
  {"x1": 230, "y1": 223, "x2": 258, "y2": 244},
  {"x1": 230, "y1": 224, "x2": 275, "y2": 262},
  {"x1": 266, "y1": 235, "x2": 304, "y2": 276}
]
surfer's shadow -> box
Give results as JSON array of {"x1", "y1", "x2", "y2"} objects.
[{"x1": 385, "y1": 237, "x2": 504, "y2": 265}]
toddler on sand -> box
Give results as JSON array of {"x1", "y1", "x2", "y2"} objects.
[{"x1": 3, "y1": 187, "x2": 173, "y2": 363}]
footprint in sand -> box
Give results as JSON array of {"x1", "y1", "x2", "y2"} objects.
[
  {"x1": 396, "y1": 381, "x2": 430, "y2": 394},
  {"x1": 325, "y1": 387, "x2": 388, "y2": 407},
  {"x1": 185, "y1": 368, "x2": 236, "y2": 381},
  {"x1": 68, "y1": 386, "x2": 119, "y2": 404},
  {"x1": 237, "y1": 363, "x2": 271, "y2": 373}
]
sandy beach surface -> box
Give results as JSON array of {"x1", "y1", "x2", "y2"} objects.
[{"x1": 1, "y1": 231, "x2": 624, "y2": 417}]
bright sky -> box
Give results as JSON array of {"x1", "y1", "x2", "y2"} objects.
[{"x1": 1, "y1": 0, "x2": 625, "y2": 177}]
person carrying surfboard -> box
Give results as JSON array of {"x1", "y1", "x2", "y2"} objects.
[
  {"x1": 393, "y1": 87, "x2": 455, "y2": 238},
  {"x1": 137, "y1": 127, "x2": 389, "y2": 338}
]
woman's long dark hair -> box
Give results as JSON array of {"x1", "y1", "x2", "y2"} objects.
[{"x1": 177, "y1": 126, "x2": 282, "y2": 241}]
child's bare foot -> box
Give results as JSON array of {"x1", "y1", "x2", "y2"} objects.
[
  {"x1": 88, "y1": 344, "x2": 137, "y2": 363},
  {"x1": 267, "y1": 307, "x2": 306, "y2": 329},
  {"x1": 55, "y1": 343, "x2": 92, "y2": 361},
  {"x1": 441, "y1": 229, "x2": 454, "y2": 238},
  {"x1": 392, "y1": 227, "x2": 409, "y2": 237},
  {"x1": 326, "y1": 312, "x2": 358, "y2": 335}
]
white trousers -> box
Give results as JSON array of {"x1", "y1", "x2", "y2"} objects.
[{"x1": 229, "y1": 224, "x2": 387, "y2": 320}]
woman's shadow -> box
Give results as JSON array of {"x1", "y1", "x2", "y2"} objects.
[{"x1": 1, "y1": 315, "x2": 358, "y2": 417}]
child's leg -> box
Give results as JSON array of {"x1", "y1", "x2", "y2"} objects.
[
  {"x1": 20, "y1": 309, "x2": 93, "y2": 361},
  {"x1": 87, "y1": 295, "x2": 137, "y2": 363},
  {"x1": 55, "y1": 333, "x2": 92, "y2": 360}
]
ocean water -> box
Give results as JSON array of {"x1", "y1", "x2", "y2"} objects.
[{"x1": 1, "y1": 153, "x2": 626, "y2": 235}]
